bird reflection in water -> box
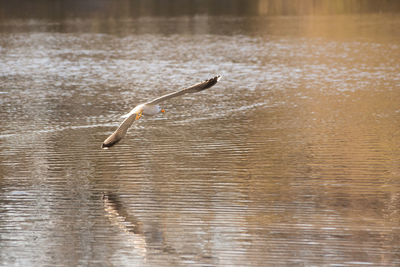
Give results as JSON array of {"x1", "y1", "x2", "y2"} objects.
[{"x1": 102, "y1": 193, "x2": 147, "y2": 258}]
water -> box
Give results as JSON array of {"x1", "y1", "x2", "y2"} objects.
[{"x1": 1, "y1": 3, "x2": 400, "y2": 266}]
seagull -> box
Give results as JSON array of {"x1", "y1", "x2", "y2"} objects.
[{"x1": 102, "y1": 75, "x2": 221, "y2": 148}]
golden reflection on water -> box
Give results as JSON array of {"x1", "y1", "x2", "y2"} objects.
[{"x1": 0, "y1": 3, "x2": 400, "y2": 266}]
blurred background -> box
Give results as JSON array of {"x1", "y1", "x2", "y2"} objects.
[
  {"x1": 1, "y1": 1, "x2": 400, "y2": 266},
  {"x1": 2, "y1": 0, "x2": 400, "y2": 18}
]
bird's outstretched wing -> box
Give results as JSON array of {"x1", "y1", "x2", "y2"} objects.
[
  {"x1": 102, "y1": 75, "x2": 221, "y2": 148},
  {"x1": 146, "y1": 76, "x2": 220, "y2": 105},
  {"x1": 102, "y1": 113, "x2": 139, "y2": 148}
]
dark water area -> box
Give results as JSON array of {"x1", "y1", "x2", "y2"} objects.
[{"x1": 1, "y1": 1, "x2": 400, "y2": 266}]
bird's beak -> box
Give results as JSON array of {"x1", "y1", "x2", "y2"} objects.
[{"x1": 161, "y1": 109, "x2": 165, "y2": 113}]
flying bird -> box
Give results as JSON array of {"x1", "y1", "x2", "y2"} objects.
[{"x1": 102, "y1": 75, "x2": 221, "y2": 148}]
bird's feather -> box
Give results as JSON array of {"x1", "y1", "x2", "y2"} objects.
[
  {"x1": 102, "y1": 114, "x2": 137, "y2": 148},
  {"x1": 146, "y1": 76, "x2": 220, "y2": 105},
  {"x1": 102, "y1": 75, "x2": 221, "y2": 148}
]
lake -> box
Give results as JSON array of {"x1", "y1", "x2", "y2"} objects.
[{"x1": 1, "y1": 1, "x2": 400, "y2": 266}]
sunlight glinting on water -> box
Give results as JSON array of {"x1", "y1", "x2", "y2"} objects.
[{"x1": 1, "y1": 8, "x2": 400, "y2": 266}]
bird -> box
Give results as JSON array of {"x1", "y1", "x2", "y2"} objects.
[{"x1": 102, "y1": 75, "x2": 221, "y2": 148}]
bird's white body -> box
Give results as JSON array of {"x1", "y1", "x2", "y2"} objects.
[{"x1": 121, "y1": 104, "x2": 162, "y2": 119}]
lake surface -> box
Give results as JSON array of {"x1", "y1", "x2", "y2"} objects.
[{"x1": 1, "y1": 4, "x2": 400, "y2": 267}]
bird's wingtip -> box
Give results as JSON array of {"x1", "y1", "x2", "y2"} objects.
[
  {"x1": 211, "y1": 75, "x2": 221, "y2": 82},
  {"x1": 101, "y1": 136, "x2": 121, "y2": 149},
  {"x1": 101, "y1": 142, "x2": 112, "y2": 149},
  {"x1": 199, "y1": 75, "x2": 222, "y2": 91}
]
